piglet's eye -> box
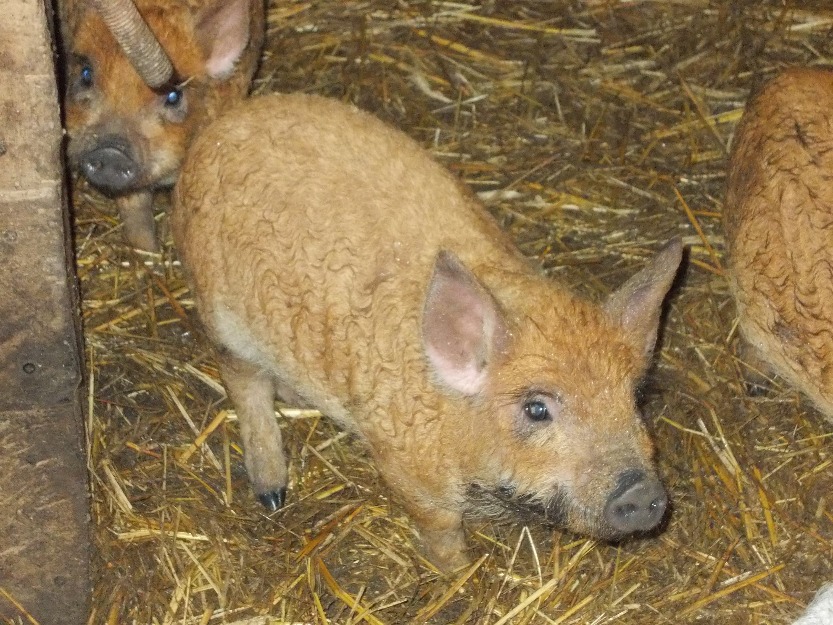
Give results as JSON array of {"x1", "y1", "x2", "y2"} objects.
[
  {"x1": 80, "y1": 63, "x2": 93, "y2": 87},
  {"x1": 523, "y1": 400, "x2": 550, "y2": 422},
  {"x1": 164, "y1": 88, "x2": 183, "y2": 107}
]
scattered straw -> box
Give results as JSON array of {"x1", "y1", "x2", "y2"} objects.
[{"x1": 70, "y1": 1, "x2": 833, "y2": 623}]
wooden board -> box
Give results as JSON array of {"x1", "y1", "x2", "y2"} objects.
[{"x1": 0, "y1": 0, "x2": 89, "y2": 622}]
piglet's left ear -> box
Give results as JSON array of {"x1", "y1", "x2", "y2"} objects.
[
  {"x1": 422, "y1": 250, "x2": 509, "y2": 396},
  {"x1": 604, "y1": 238, "x2": 683, "y2": 360}
]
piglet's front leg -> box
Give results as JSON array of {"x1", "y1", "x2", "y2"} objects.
[
  {"x1": 218, "y1": 350, "x2": 288, "y2": 511},
  {"x1": 403, "y1": 495, "x2": 470, "y2": 572},
  {"x1": 117, "y1": 190, "x2": 158, "y2": 252}
]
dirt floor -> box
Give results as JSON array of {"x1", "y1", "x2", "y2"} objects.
[{"x1": 68, "y1": 1, "x2": 833, "y2": 623}]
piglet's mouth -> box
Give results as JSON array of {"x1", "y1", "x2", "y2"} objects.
[
  {"x1": 464, "y1": 481, "x2": 669, "y2": 541},
  {"x1": 464, "y1": 483, "x2": 570, "y2": 527}
]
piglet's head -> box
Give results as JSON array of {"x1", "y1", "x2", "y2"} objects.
[
  {"x1": 422, "y1": 240, "x2": 683, "y2": 541},
  {"x1": 65, "y1": 0, "x2": 258, "y2": 196}
]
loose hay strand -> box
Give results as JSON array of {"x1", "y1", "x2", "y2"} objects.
[
  {"x1": 0, "y1": 587, "x2": 41, "y2": 625},
  {"x1": 680, "y1": 564, "x2": 787, "y2": 617},
  {"x1": 315, "y1": 558, "x2": 387, "y2": 625},
  {"x1": 492, "y1": 576, "x2": 560, "y2": 625},
  {"x1": 178, "y1": 409, "x2": 231, "y2": 464},
  {"x1": 415, "y1": 554, "x2": 488, "y2": 621}
]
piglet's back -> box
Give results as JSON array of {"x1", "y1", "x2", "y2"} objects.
[
  {"x1": 175, "y1": 93, "x2": 524, "y2": 267},
  {"x1": 725, "y1": 68, "x2": 833, "y2": 418}
]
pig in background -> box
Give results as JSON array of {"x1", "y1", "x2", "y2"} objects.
[
  {"x1": 172, "y1": 93, "x2": 683, "y2": 570},
  {"x1": 59, "y1": 0, "x2": 265, "y2": 251},
  {"x1": 724, "y1": 68, "x2": 833, "y2": 422},
  {"x1": 724, "y1": 68, "x2": 833, "y2": 625}
]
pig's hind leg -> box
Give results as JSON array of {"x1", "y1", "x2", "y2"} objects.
[
  {"x1": 218, "y1": 350, "x2": 289, "y2": 511},
  {"x1": 736, "y1": 338, "x2": 777, "y2": 396}
]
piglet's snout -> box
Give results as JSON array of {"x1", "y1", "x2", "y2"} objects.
[
  {"x1": 80, "y1": 136, "x2": 139, "y2": 193},
  {"x1": 604, "y1": 469, "x2": 667, "y2": 534}
]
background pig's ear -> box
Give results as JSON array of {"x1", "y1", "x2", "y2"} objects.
[
  {"x1": 604, "y1": 238, "x2": 683, "y2": 359},
  {"x1": 197, "y1": 0, "x2": 252, "y2": 79},
  {"x1": 422, "y1": 251, "x2": 509, "y2": 396}
]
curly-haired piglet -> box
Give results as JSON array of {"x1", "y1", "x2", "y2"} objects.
[
  {"x1": 173, "y1": 93, "x2": 683, "y2": 569},
  {"x1": 725, "y1": 69, "x2": 833, "y2": 422}
]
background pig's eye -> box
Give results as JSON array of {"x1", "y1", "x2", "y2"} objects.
[
  {"x1": 80, "y1": 63, "x2": 93, "y2": 87},
  {"x1": 164, "y1": 88, "x2": 183, "y2": 107},
  {"x1": 523, "y1": 400, "x2": 550, "y2": 422}
]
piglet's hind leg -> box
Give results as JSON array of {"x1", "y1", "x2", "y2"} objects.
[
  {"x1": 219, "y1": 351, "x2": 288, "y2": 510},
  {"x1": 737, "y1": 338, "x2": 776, "y2": 396}
]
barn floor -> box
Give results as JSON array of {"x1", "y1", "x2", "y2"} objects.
[{"x1": 71, "y1": 1, "x2": 833, "y2": 623}]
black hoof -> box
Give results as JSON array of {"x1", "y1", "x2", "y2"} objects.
[
  {"x1": 258, "y1": 488, "x2": 286, "y2": 511},
  {"x1": 744, "y1": 378, "x2": 772, "y2": 397}
]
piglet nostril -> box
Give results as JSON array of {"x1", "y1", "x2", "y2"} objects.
[{"x1": 616, "y1": 502, "x2": 637, "y2": 517}]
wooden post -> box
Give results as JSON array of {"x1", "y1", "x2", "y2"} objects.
[{"x1": 0, "y1": 0, "x2": 90, "y2": 622}]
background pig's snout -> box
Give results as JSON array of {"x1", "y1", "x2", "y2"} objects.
[
  {"x1": 80, "y1": 137, "x2": 139, "y2": 192},
  {"x1": 603, "y1": 469, "x2": 667, "y2": 534}
]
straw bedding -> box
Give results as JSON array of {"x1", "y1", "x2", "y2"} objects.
[{"x1": 64, "y1": 1, "x2": 833, "y2": 623}]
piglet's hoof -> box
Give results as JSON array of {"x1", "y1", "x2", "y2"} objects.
[
  {"x1": 744, "y1": 378, "x2": 772, "y2": 397},
  {"x1": 258, "y1": 488, "x2": 287, "y2": 511}
]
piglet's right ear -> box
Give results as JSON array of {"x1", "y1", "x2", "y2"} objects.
[
  {"x1": 197, "y1": 0, "x2": 253, "y2": 79},
  {"x1": 422, "y1": 250, "x2": 509, "y2": 396}
]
